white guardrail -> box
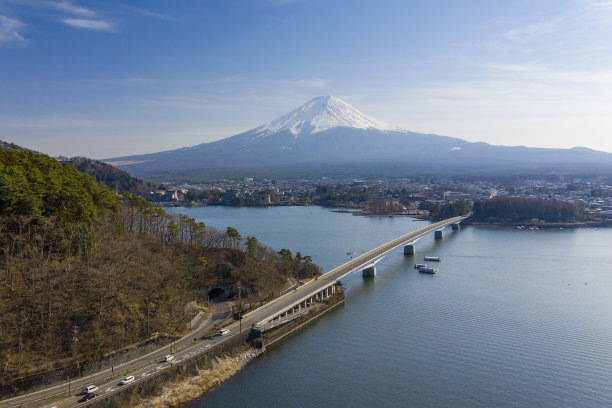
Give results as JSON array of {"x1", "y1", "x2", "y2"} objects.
[{"x1": 246, "y1": 215, "x2": 468, "y2": 326}]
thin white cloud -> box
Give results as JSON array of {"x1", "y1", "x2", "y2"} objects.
[
  {"x1": 62, "y1": 18, "x2": 115, "y2": 32},
  {"x1": 484, "y1": 62, "x2": 612, "y2": 86},
  {"x1": 139, "y1": 76, "x2": 330, "y2": 111},
  {"x1": 497, "y1": 1, "x2": 612, "y2": 45},
  {"x1": 2, "y1": 0, "x2": 96, "y2": 17},
  {"x1": 126, "y1": 6, "x2": 176, "y2": 22},
  {"x1": 0, "y1": 14, "x2": 28, "y2": 46},
  {"x1": 579, "y1": 0, "x2": 612, "y2": 11},
  {"x1": 52, "y1": 0, "x2": 95, "y2": 17},
  {"x1": 499, "y1": 17, "x2": 563, "y2": 42}
]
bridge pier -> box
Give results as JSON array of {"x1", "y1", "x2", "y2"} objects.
[
  {"x1": 434, "y1": 230, "x2": 444, "y2": 240},
  {"x1": 404, "y1": 244, "x2": 415, "y2": 255},
  {"x1": 452, "y1": 223, "x2": 460, "y2": 230},
  {"x1": 362, "y1": 266, "x2": 376, "y2": 277}
]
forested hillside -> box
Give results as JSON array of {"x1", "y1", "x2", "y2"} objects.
[
  {"x1": 0, "y1": 140, "x2": 31, "y2": 152},
  {"x1": 0, "y1": 148, "x2": 319, "y2": 394},
  {"x1": 0, "y1": 148, "x2": 117, "y2": 221},
  {"x1": 66, "y1": 156, "x2": 153, "y2": 195}
]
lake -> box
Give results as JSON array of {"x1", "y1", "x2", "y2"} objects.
[{"x1": 165, "y1": 205, "x2": 612, "y2": 408}]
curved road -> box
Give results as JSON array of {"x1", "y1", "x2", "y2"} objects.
[{"x1": 0, "y1": 302, "x2": 232, "y2": 408}]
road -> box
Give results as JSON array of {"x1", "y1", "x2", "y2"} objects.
[
  {"x1": 2, "y1": 215, "x2": 465, "y2": 407},
  {"x1": 0, "y1": 301, "x2": 232, "y2": 408}
]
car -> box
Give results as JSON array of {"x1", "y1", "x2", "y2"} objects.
[
  {"x1": 164, "y1": 354, "x2": 174, "y2": 362},
  {"x1": 83, "y1": 391, "x2": 98, "y2": 401},
  {"x1": 83, "y1": 385, "x2": 98, "y2": 394},
  {"x1": 120, "y1": 375, "x2": 135, "y2": 385},
  {"x1": 219, "y1": 328, "x2": 230, "y2": 335}
]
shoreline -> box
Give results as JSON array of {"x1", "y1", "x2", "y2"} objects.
[
  {"x1": 135, "y1": 349, "x2": 264, "y2": 408},
  {"x1": 464, "y1": 220, "x2": 612, "y2": 228},
  {"x1": 159, "y1": 203, "x2": 611, "y2": 227},
  {"x1": 95, "y1": 291, "x2": 345, "y2": 408}
]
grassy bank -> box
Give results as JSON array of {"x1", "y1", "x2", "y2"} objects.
[{"x1": 136, "y1": 350, "x2": 262, "y2": 408}]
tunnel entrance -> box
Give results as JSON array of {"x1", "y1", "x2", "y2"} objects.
[{"x1": 207, "y1": 287, "x2": 226, "y2": 302}]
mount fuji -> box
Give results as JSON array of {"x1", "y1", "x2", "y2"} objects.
[{"x1": 107, "y1": 96, "x2": 612, "y2": 180}]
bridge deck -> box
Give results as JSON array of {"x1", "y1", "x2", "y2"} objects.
[{"x1": 250, "y1": 215, "x2": 468, "y2": 326}]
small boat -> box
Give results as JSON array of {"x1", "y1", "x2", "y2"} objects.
[
  {"x1": 414, "y1": 263, "x2": 427, "y2": 269},
  {"x1": 424, "y1": 256, "x2": 441, "y2": 262},
  {"x1": 419, "y1": 267, "x2": 437, "y2": 274}
]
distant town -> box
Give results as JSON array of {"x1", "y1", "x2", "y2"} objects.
[{"x1": 147, "y1": 175, "x2": 612, "y2": 220}]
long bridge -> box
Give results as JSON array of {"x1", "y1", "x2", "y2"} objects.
[
  {"x1": 249, "y1": 214, "x2": 469, "y2": 331},
  {"x1": 0, "y1": 215, "x2": 467, "y2": 408}
]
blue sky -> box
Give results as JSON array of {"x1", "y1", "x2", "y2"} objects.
[{"x1": 2, "y1": 0, "x2": 612, "y2": 158}]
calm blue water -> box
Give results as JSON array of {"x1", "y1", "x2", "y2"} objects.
[{"x1": 165, "y1": 206, "x2": 612, "y2": 408}]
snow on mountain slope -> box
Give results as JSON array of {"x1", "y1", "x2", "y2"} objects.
[{"x1": 253, "y1": 95, "x2": 399, "y2": 138}]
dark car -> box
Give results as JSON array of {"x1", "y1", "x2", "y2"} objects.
[{"x1": 83, "y1": 391, "x2": 98, "y2": 401}]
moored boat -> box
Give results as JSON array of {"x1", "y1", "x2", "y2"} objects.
[
  {"x1": 419, "y1": 267, "x2": 437, "y2": 274},
  {"x1": 424, "y1": 256, "x2": 441, "y2": 262}
]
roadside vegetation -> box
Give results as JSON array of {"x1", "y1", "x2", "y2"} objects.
[{"x1": 0, "y1": 147, "x2": 320, "y2": 394}]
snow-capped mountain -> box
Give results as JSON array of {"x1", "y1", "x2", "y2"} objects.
[
  {"x1": 252, "y1": 95, "x2": 398, "y2": 138},
  {"x1": 107, "y1": 96, "x2": 612, "y2": 180}
]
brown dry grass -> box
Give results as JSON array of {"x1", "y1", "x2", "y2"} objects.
[{"x1": 136, "y1": 355, "x2": 245, "y2": 408}]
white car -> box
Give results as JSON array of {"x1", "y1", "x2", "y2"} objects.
[
  {"x1": 83, "y1": 385, "x2": 98, "y2": 394},
  {"x1": 219, "y1": 328, "x2": 230, "y2": 336},
  {"x1": 164, "y1": 354, "x2": 174, "y2": 362},
  {"x1": 120, "y1": 375, "x2": 135, "y2": 385}
]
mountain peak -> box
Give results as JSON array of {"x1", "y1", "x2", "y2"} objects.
[{"x1": 253, "y1": 95, "x2": 399, "y2": 138}]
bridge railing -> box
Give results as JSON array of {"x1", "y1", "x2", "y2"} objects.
[
  {"x1": 249, "y1": 215, "x2": 467, "y2": 326},
  {"x1": 324, "y1": 215, "x2": 467, "y2": 280}
]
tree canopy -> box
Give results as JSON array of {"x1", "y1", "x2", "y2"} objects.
[
  {"x1": 428, "y1": 199, "x2": 472, "y2": 220},
  {"x1": 0, "y1": 149, "x2": 117, "y2": 223},
  {"x1": 472, "y1": 196, "x2": 582, "y2": 223}
]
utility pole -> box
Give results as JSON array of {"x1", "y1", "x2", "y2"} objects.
[
  {"x1": 237, "y1": 281, "x2": 242, "y2": 332},
  {"x1": 68, "y1": 324, "x2": 78, "y2": 396},
  {"x1": 72, "y1": 324, "x2": 79, "y2": 373}
]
